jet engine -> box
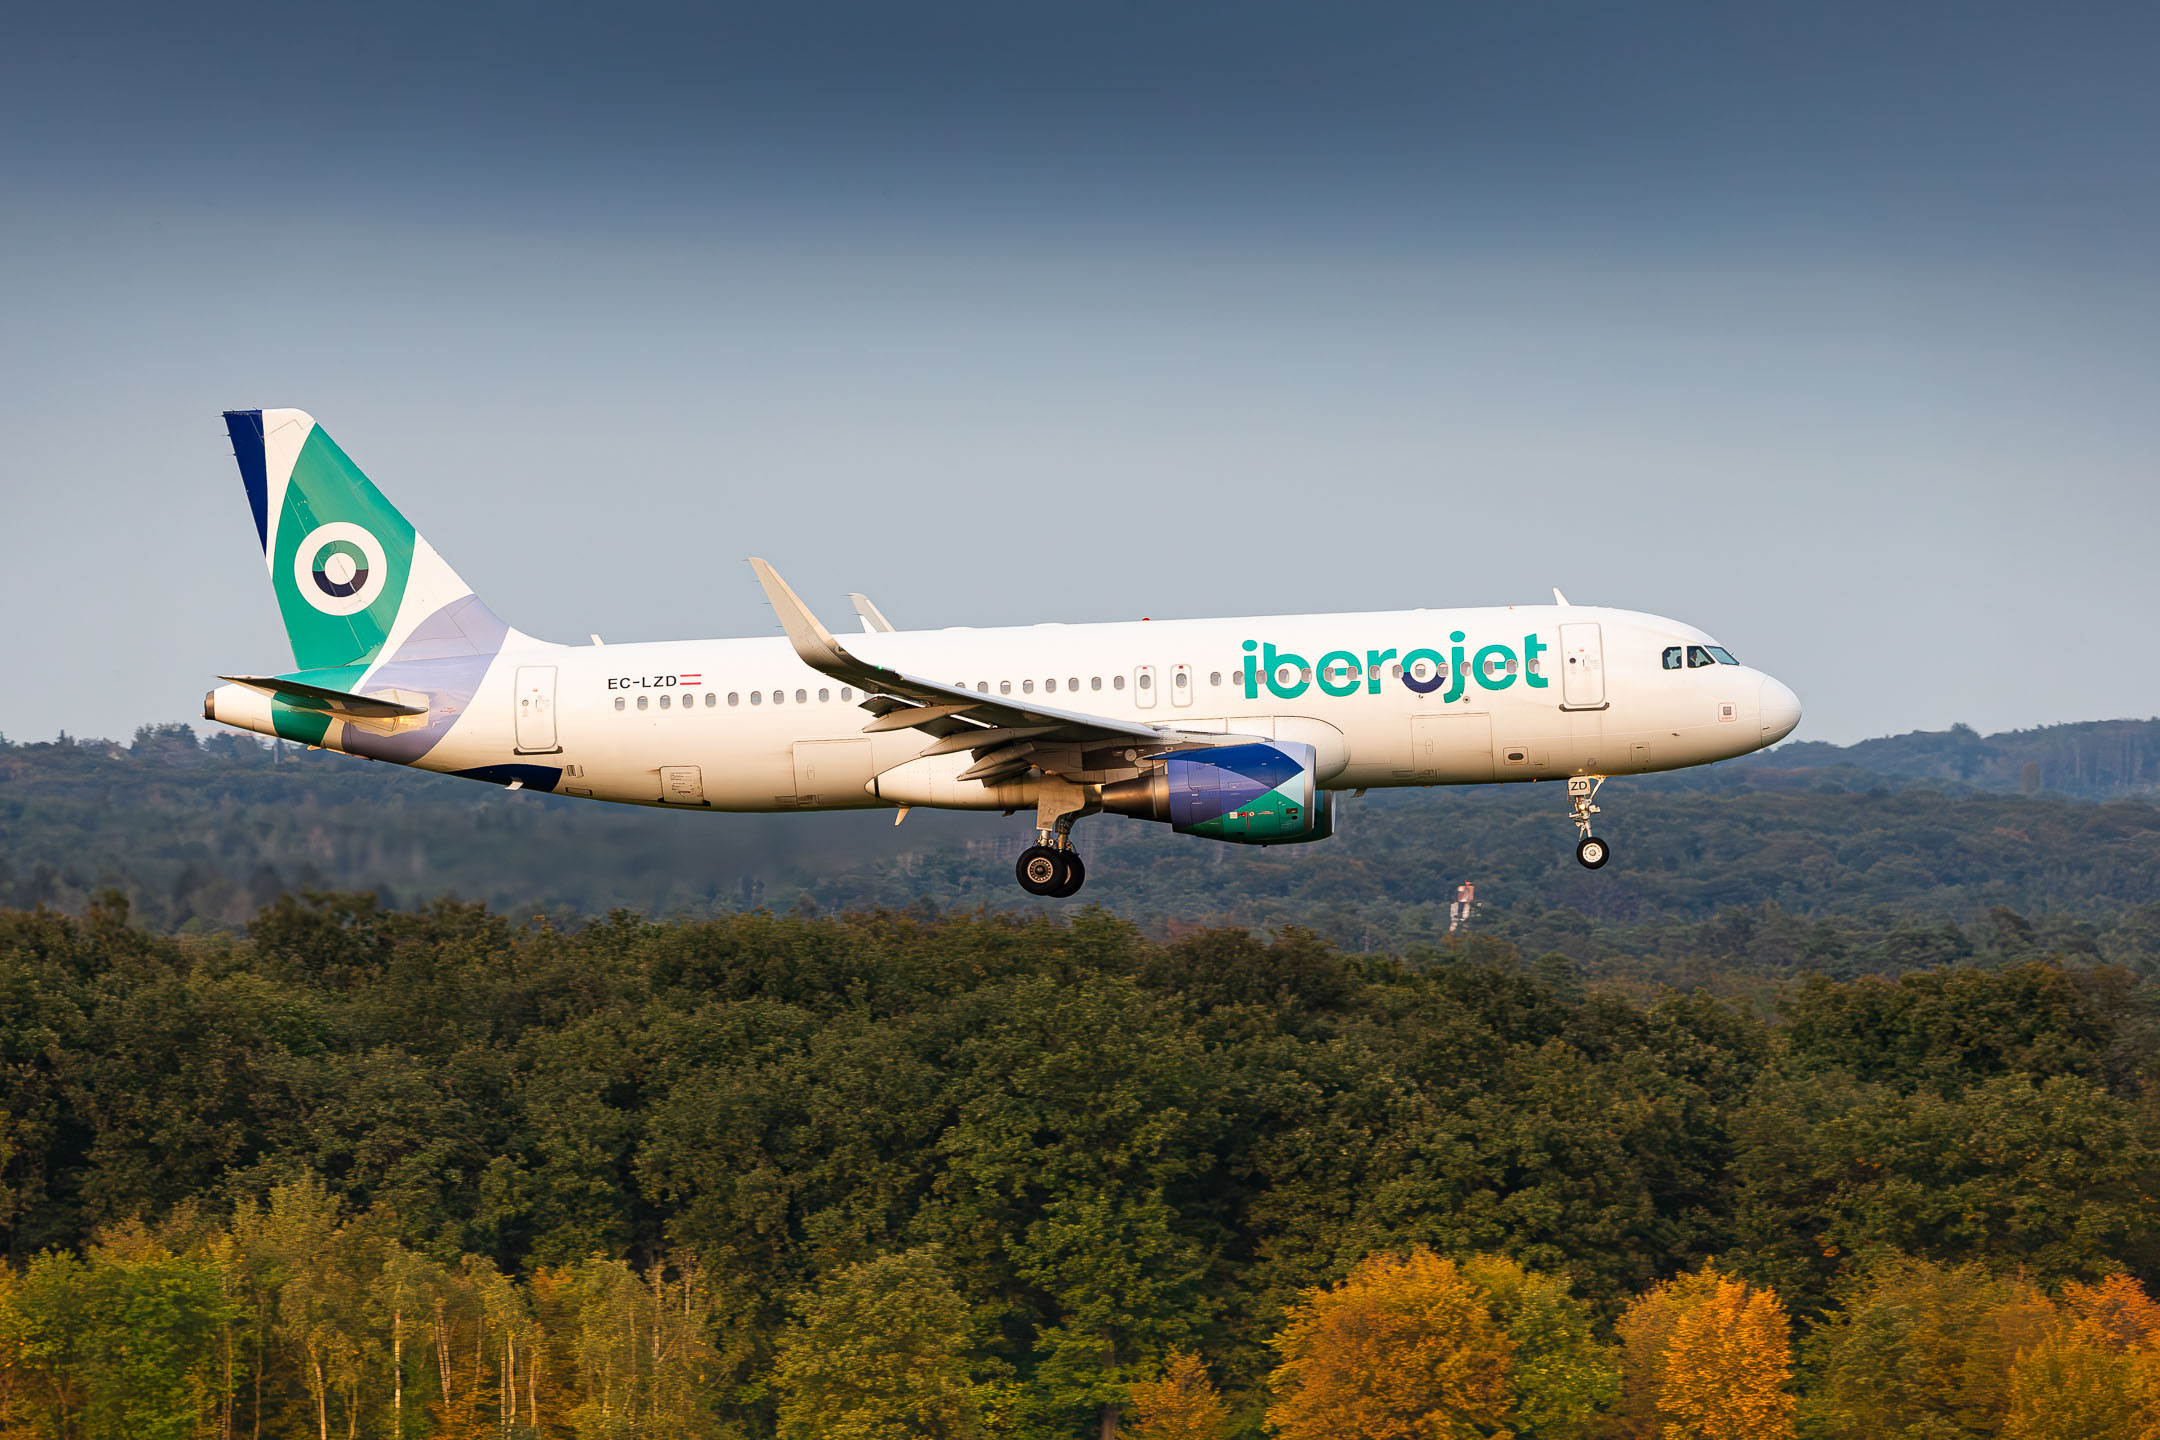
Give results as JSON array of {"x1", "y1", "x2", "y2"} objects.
[{"x1": 1099, "y1": 740, "x2": 1335, "y2": 845}]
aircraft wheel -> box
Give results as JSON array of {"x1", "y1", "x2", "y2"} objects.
[
  {"x1": 1048, "y1": 851, "x2": 1087, "y2": 897},
  {"x1": 1017, "y1": 846, "x2": 1065, "y2": 895},
  {"x1": 1576, "y1": 835, "x2": 1610, "y2": 870}
]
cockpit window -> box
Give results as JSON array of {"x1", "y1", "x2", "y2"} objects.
[
  {"x1": 1706, "y1": 646, "x2": 1739, "y2": 665},
  {"x1": 1687, "y1": 645, "x2": 1718, "y2": 668},
  {"x1": 1662, "y1": 647, "x2": 1684, "y2": 670}
]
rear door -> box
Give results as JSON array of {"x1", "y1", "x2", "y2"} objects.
[
  {"x1": 514, "y1": 666, "x2": 559, "y2": 753},
  {"x1": 1558, "y1": 623, "x2": 1606, "y2": 709}
]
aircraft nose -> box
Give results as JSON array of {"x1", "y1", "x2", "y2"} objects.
[{"x1": 1759, "y1": 675, "x2": 1802, "y2": 743}]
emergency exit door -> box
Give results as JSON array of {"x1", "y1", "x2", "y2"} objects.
[
  {"x1": 514, "y1": 666, "x2": 559, "y2": 752},
  {"x1": 1558, "y1": 623, "x2": 1607, "y2": 710}
]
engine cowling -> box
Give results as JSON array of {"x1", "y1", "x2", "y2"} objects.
[{"x1": 1100, "y1": 740, "x2": 1335, "y2": 845}]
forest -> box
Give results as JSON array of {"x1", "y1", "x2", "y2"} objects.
[
  {"x1": 7, "y1": 894, "x2": 2160, "y2": 1437},
  {"x1": 3, "y1": 718, "x2": 2159, "y2": 977}
]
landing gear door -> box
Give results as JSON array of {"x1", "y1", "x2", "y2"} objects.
[
  {"x1": 1558, "y1": 624, "x2": 1607, "y2": 710},
  {"x1": 515, "y1": 666, "x2": 560, "y2": 753}
]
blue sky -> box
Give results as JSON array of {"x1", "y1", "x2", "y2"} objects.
[{"x1": 2, "y1": 2, "x2": 2155, "y2": 745}]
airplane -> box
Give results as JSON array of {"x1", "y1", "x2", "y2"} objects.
[{"x1": 203, "y1": 409, "x2": 1803, "y2": 896}]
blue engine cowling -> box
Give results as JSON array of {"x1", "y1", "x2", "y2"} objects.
[{"x1": 1099, "y1": 741, "x2": 1336, "y2": 845}]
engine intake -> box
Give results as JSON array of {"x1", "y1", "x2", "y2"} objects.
[{"x1": 1100, "y1": 740, "x2": 1335, "y2": 845}]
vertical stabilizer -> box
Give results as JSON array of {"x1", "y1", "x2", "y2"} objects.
[{"x1": 222, "y1": 409, "x2": 500, "y2": 673}]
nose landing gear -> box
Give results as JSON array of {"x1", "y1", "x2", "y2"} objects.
[{"x1": 1568, "y1": 775, "x2": 1611, "y2": 869}]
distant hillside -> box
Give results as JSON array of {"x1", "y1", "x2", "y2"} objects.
[
  {"x1": 2, "y1": 718, "x2": 2156, "y2": 985},
  {"x1": 1732, "y1": 717, "x2": 2160, "y2": 800}
]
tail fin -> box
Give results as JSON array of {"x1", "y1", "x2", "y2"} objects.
[{"x1": 222, "y1": 409, "x2": 499, "y2": 673}]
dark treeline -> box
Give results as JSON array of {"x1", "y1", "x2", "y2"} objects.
[
  {"x1": 4, "y1": 723, "x2": 2159, "y2": 986},
  {"x1": 4, "y1": 895, "x2": 2160, "y2": 1435}
]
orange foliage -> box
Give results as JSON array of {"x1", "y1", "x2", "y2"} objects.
[
  {"x1": 1618, "y1": 1263, "x2": 1794, "y2": 1440},
  {"x1": 1124, "y1": 1348, "x2": 1230, "y2": 1440},
  {"x1": 2063, "y1": 1275, "x2": 2160, "y2": 1354},
  {"x1": 1266, "y1": 1248, "x2": 1513, "y2": 1440}
]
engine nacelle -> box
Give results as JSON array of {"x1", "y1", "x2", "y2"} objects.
[{"x1": 1100, "y1": 740, "x2": 1335, "y2": 845}]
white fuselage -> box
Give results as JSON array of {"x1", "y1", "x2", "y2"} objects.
[{"x1": 268, "y1": 603, "x2": 1795, "y2": 812}]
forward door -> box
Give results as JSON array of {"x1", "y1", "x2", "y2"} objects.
[{"x1": 1558, "y1": 623, "x2": 1607, "y2": 710}]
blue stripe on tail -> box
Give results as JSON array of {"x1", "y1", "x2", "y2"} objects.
[{"x1": 222, "y1": 409, "x2": 269, "y2": 552}]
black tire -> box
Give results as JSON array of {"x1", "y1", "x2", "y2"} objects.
[
  {"x1": 1048, "y1": 851, "x2": 1087, "y2": 897},
  {"x1": 1016, "y1": 845, "x2": 1065, "y2": 895},
  {"x1": 1576, "y1": 835, "x2": 1610, "y2": 870}
]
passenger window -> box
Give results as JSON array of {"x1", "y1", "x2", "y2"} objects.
[
  {"x1": 841, "y1": 687, "x2": 852, "y2": 700},
  {"x1": 750, "y1": 691, "x2": 762, "y2": 705},
  {"x1": 1023, "y1": 680, "x2": 1034, "y2": 694},
  {"x1": 636, "y1": 695, "x2": 648, "y2": 710},
  {"x1": 1663, "y1": 647, "x2": 1684, "y2": 670},
  {"x1": 1210, "y1": 671, "x2": 1222, "y2": 686},
  {"x1": 773, "y1": 690, "x2": 785, "y2": 704},
  {"x1": 1000, "y1": 680, "x2": 1012, "y2": 695},
  {"x1": 614, "y1": 696, "x2": 625, "y2": 711},
  {"x1": 977, "y1": 682, "x2": 988, "y2": 693},
  {"x1": 795, "y1": 689, "x2": 807, "y2": 704},
  {"x1": 1068, "y1": 677, "x2": 1079, "y2": 691},
  {"x1": 1113, "y1": 675, "x2": 1125, "y2": 690},
  {"x1": 705, "y1": 692, "x2": 716, "y2": 707},
  {"x1": 1092, "y1": 676, "x2": 1102, "y2": 690},
  {"x1": 818, "y1": 688, "x2": 830, "y2": 702},
  {"x1": 1706, "y1": 646, "x2": 1739, "y2": 665},
  {"x1": 1687, "y1": 646, "x2": 1717, "y2": 668},
  {"x1": 1045, "y1": 678, "x2": 1056, "y2": 692},
  {"x1": 659, "y1": 694, "x2": 671, "y2": 709},
  {"x1": 728, "y1": 692, "x2": 739, "y2": 706}
]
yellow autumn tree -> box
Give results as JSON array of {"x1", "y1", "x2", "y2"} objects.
[
  {"x1": 1123, "y1": 1348, "x2": 1229, "y2": 1440},
  {"x1": 1618, "y1": 1263, "x2": 1794, "y2": 1440},
  {"x1": 1266, "y1": 1248, "x2": 1513, "y2": 1440},
  {"x1": 1997, "y1": 1274, "x2": 2160, "y2": 1440}
]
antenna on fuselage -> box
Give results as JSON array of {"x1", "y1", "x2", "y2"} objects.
[{"x1": 1552, "y1": 588, "x2": 1571, "y2": 606}]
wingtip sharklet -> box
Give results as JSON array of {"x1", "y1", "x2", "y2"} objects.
[{"x1": 748, "y1": 557, "x2": 854, "y2": 671}]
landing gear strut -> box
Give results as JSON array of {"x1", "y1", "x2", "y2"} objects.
[
  {"x1": 1016, "y1": 776, "x2": 1095, "y2": 897},
  {"x1": 1568, "y1": 775, "x2": 1611, "y2": 870}
]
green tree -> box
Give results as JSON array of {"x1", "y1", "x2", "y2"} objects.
[
  {"x1": 1459, "y1": 1254, "x2": 1618, "y2": 1436},
  {"x1": 771, "y1": 1247, "x2": 984, "y2": 1440}
]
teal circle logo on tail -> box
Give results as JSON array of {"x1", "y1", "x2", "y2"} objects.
[{"x1": 292, "y1": 523, "x2": 389, "y2": 616}]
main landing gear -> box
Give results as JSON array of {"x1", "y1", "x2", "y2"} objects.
[
  {"x1": 1016, "y1": 845, "x2": 1087, "y2": 897},
  {"x1": 1568, "y1": 775, "x2": 1611, "y2": 870},
  {"x1": 1016, "y1": 775, "x2": 1095, "y2": 898}
]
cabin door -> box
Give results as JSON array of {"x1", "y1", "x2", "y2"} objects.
[
  {"x1": 1558, "y1": 624, "x2": 1607, "y2": 710},
  {"x1": 514, "y1": 666, "x2": 559, "y2": 753}
]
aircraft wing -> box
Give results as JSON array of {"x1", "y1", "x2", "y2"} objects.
[{"x1": 750, "y1": 559, "x2": 1225, "y2": 784}]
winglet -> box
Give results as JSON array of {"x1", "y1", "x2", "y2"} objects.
[
  {"x1": 750, "y1": 558, "x2": 855, "y2": 670},
  {"x1": 1553, "y1": 587, "x2": 1571, "y2": 607},
  {"x1": 850, "y1": 592, "x2": 896, "y2": 633}
]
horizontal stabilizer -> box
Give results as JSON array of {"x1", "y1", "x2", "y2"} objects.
[{"x1": 218, "y1": 674, "x2": 429, "y2": 719}]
